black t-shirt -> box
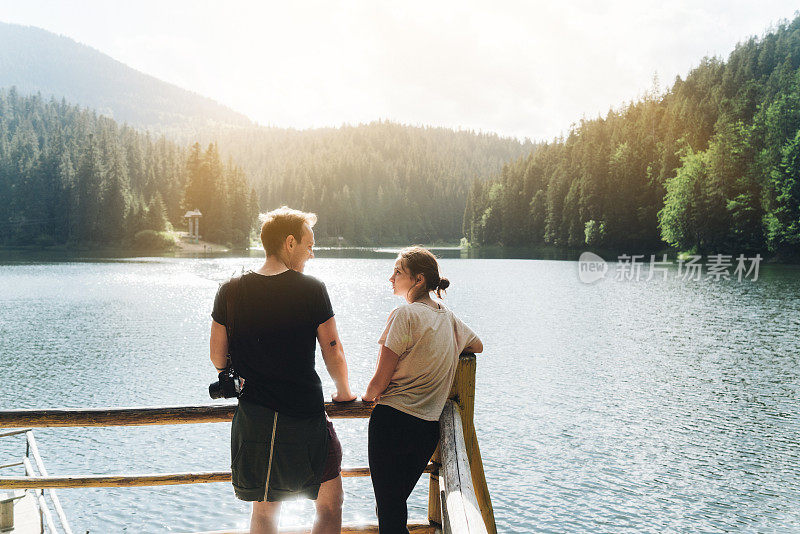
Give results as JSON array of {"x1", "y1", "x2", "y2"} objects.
[{"x1": 211, "y1": 270, "x2": 334, "y2": 417}]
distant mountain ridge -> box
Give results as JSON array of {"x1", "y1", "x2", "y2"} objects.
[{"x1": 0, "y1": 22, "x2": 252, "y2": 132}]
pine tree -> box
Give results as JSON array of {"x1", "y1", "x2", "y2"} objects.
[{"x1": 146, "y1": 192, "x2": 170, "y2": 232}]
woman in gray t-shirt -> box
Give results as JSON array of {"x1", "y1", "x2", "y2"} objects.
[{"x1": 363, "y1": 246, "x2": 483, "y2": 533}]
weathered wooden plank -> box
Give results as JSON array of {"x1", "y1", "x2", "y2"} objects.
[
  {"x1": 439, "y1": 401, "x2": 487, "y2": 534},
  {"x1": 463, "y1": 426, "x2": 492, "y2": 532},
  {"x1": 0, "y1": 401, "x2": 375, "y2": 428},
  {"x1": 0, "y1": 405, "x2": 236, "y2": 428},
  {"x1": 1, "y1": 471, "x2": 232, "y2": 489},
  {"x1": 0, "y1": 464, "x2": 436, "y2": 489},
  {"x1": 343, "y1": 463, "x2": 436, "y2": 479}
]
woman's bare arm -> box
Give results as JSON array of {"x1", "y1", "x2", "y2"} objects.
[
  {"x1": 362, "y1": 345, "x2": 401, "y2": 402},
  {"x1": 464, "y1": 337, "x2": 483, "y2": 354}
]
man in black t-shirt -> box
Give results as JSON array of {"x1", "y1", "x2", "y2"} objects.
[{"x1": 210, "y1": 206, "x2": 356, "y2": 534}]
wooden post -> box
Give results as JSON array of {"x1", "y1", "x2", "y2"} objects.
[
  {"x1": 439, "y1": 401, "x2": 487, "y2": 534},
  {"x1": 449, "y1": 354, "x2": 497, "y2": 534},
  {"x1": 427, "y1": 444, "x2": 441, "y2": 526}
]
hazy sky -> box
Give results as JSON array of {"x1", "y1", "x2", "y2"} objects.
[{"x1": 1, "y1": 1, "x2": 798, "y2": 140}]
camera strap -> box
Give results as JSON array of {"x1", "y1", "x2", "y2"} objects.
[{"x1": 225, "y1": 274, "x2": 243, "y2": 366}]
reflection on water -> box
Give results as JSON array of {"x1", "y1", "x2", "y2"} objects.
[{"x1": 1, "y1": 253, "x2": 799, "y2": 532}]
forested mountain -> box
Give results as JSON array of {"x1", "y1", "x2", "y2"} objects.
[
  {"x1": 0, "y1": 22, "x2": 532, "y2": 246},
  {"x1": 0, "y1": 22, "x2": 252, "y2": 133},
  {"x1": 200, "y1": 122, "x2": 532, "y2": 244},
  {"x1": 0, "y1": 89, "x2": 258, "y2": 247},
  {"x1": 465, "y1": 16, "x2": 800, "y2": 258}
]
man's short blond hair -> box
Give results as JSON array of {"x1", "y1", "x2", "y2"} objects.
[{"x1": 259, "y1": 206, "x2": 317, "y2": 256}]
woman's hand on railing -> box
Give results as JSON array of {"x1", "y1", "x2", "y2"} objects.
[{"x1": 332, "y1": 390, "x2": 357, "y2": 403}]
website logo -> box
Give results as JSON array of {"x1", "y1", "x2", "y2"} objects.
[{"x1": 578, "y1": 251, "x2": 608, "y2": 283}]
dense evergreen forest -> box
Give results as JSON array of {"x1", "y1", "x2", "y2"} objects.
[
  {"x1": 8, "y1": 16, "x2": 800, "y2": 254},
  {"x1": 0, "y1": 85, "x2": 527, "y2": 248},
  {"x1": 198, "y1": 122, "x2": 531, "y2": 244},
  {"x1": 0, "y1": 22, "x2": 531, "y2": 248},
  {"x1": 0, "y1": 88, "x2": 258, "y2": 248},
  {"x1": 0, "y1": 23, "x2": 531, "y2": 247},
  {"x1": 465, "y1": 16, "x2": 800, "y2": 258}
]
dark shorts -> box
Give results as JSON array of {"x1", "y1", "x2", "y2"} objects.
[
  {"x1": 321, "y1": 419, "x2": 342, "y2": 483},
  {"x1": 231, "y1": 398, "x2": 342, "y2": 502}
]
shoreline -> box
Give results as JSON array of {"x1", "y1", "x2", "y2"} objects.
[{"x1": 1, "y1": 242, "x2": 798, "y2": 264}]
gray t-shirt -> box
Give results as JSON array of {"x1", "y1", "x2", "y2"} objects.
[{"x1": 378, "y1": 302, "x2": 479, "y2": 421}]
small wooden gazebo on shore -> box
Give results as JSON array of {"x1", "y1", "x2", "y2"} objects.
[{"x1": 183, "y1": 209, "x2": 202, "y2": 243}]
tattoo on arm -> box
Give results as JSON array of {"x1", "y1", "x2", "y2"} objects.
[{"x1": 329, "y1": 340, "x2": 337, "y2": 347}]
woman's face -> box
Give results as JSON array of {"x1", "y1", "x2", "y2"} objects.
[{"x1": 389, "y1": 258, "x2": 420, "y2": 300}]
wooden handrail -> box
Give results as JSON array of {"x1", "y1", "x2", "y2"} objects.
[
  {"x1": 1, "y1": 471, "x2": 231, "y2": 489},
  {"x1": 0, "y1": 401, "x2": 375, "y2": 428},
  {"x1": 0, "y1": 354, "x2": 475, "y2": 429},
  {"x1": 0, "y1": 464, "x2": 437, "y2": 489},
  {"x1": 0, "y1": 354, "x2": 494, "y2": 534},
  {"x1": 439, "y1": 401, "x2": 487, "y2": 534}
]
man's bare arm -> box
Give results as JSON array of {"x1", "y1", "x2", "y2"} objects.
[
  {"x1": 317, "y1": 316, "x2": 356, "y2": 402},
  {"x1": 210, "y1": 320, "x2": 228, "y2": 371}
]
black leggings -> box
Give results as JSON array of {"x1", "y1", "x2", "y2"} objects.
[{"x1": 368, "y1": 404, "x2": 440, "y2": 534}]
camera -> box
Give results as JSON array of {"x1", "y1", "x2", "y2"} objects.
[{"x1": 209, "y1": 367, "x2": 242, "y2": 399}]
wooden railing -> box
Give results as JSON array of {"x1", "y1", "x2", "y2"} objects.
[
  {"x1": 0, "y1": 402, "x2": 369, "y2": 428},
  {"x1": 0, "y1": 354, "x2": 496, "y2": 534}
]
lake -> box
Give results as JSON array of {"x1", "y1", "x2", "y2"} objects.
[{"x1": 1, "y1": 249, "x2": 799, "y2": 533}]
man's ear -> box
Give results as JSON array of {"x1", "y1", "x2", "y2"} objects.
[{"x1": 285, "y1": 234, "x2": 296, "y2": 249}]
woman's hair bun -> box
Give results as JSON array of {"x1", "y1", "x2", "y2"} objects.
[{"x1": 438, "y1": 277, "x2": 450, "y2": 290}]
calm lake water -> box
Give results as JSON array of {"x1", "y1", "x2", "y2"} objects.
[{"x1": 1, "y1": 250, "x2": 799, "y2": 533}]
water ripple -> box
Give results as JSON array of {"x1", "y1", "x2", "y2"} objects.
[{"x1": 1, "y1": 258, "x2": 799, "y2": 532}]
